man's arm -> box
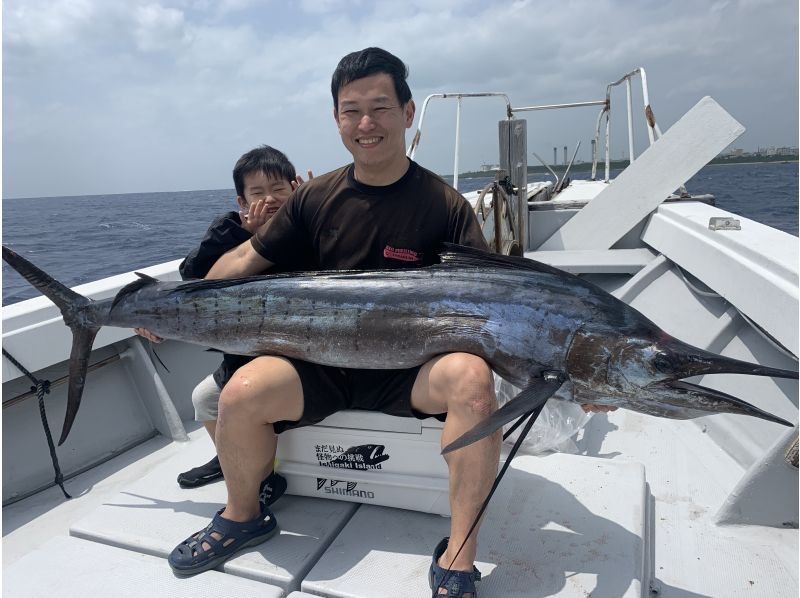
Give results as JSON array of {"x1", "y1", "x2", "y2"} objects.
[{"x1": 206, "y1": 239, "x2": 274, "y2": 279}]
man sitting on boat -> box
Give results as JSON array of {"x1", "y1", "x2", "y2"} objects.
[{"x1": 168, "y1": 46, "x2": 496, "y2": 597}]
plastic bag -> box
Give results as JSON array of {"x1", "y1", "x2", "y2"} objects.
[{"x1": 494, "y1": 374, "x2": 590, "y2": 455}]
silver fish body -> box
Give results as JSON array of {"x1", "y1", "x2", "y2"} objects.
[
  {"x1": 101, "y1": 268, "x2": 582, "y2": 387},
  {"x1": 3, "y1": 244, "x2": 796, "y2": 448}
]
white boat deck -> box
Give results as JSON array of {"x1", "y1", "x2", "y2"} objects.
[
  {"x1": 4, "y1": 407, "x2": 796, "y2": 597},
  {"x1": 4, "y1": 424, "x2": 648, "y2": 597},
  {"x1": 4, "y1": 535, "x2": 285, "y2": 598}
]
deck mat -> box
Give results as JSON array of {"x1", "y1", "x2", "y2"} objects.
[
  {"x1": 4, "y1": 535, "x2": 283, "y2": 597},
  {"x1": 69, "y1": 437, "x2": 358, "y2": 592},
  {"x1": 302, "y1": 453, "x2": 647, "y2": 598}
]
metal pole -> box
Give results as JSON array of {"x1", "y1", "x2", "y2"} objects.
[
  {"x1": 512, "y1": 100, "x2": 606, "y2": 112},
  {"x1": 639, "y1": 68, "x2": 656, "y2": 145},
  {"x1": 604, "y1": 111, "x2": 611, "y2": 182},
  {"x1": 453, "y1": 97, "x2": 462, "y2": 191},
  {"x1": 626, "y1": 78, "x2": 635, "y2": 163},
  {"x1": 592, "y1": 107, "x2": 606, "y2": 181}
]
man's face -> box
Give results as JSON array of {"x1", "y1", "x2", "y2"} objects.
[
  {"x1": 237, "y1": 172, "x2": 292, "y2": 214},
  {"x1": 334, "y1": 73, "x2": 415, "y2": 172}
]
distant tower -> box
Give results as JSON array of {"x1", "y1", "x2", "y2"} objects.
[
  {"x1": 591, "y1": 139, "x2": 596, "y2": 161},
  {"x1": 563, "y1": 146, "x2": 568, "y2": 166},
  {"x1": 553, "y1": 147, "x2": 557, "y2": 166}
]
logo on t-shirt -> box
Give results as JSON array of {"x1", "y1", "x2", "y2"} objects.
[{"x1": 383, "y1": 245, "x2": 422, "y2": 263}]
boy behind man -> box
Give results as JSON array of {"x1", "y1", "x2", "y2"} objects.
[{"x1": 138, "y1": 145, "x2": 307, "y2": 506}]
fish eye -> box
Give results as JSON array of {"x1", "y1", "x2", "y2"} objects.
[{"x1": 653, "y1": 352, "x2": 672, "y2": 372}]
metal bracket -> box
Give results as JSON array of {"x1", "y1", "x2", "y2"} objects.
[
  {"x1": 542, "y1": 370, "x2": 565, "y2": 383},
  {"x1": 708, "y1": 216, "x2": 741, "y2": 231}
]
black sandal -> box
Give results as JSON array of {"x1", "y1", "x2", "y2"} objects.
[
  {"x1": 168, "y1": 507, "x2": 278, "y2": 576},
  {"x1": 428, "y1": 537, "x2": 482, "y2": 597}
]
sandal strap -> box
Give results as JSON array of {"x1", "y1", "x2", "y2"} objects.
[
  {"x1": 210, "y1": 507, "x2": 273, "y2": 535},
  {"x1": 429, "y1": 537, "x2": 481, "y2": 597},
  {"x1": 432, "y1": 568, "x2": 480, "y2": 596}
]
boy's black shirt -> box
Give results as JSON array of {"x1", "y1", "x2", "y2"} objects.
[
  {"x1": 180, "y1": 211, "x2": 252, "y2": 281},
  {"x1": 180, "y1": 211, "x2": 255, "y2": 388}
]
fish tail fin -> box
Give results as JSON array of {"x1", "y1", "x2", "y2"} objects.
[
  {"x1": 2, "y1": 246, "x2": 89, "y2": 313},
  {"x1": 61, "y1": 326, "x2": 100, "y2": 444},
  {"x1": 2, "y1": 246, "x2": 100, "y2": 444}
]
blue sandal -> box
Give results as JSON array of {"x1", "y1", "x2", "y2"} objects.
[
  {"x1": 429, "y1": 537, "x2": 482, "y2": 597},
  {"x1": 168, "y1": 507, "x2": 278, "y2": 576}
]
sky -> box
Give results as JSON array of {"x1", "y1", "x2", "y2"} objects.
[{"x1": 3, "y1": 0, "x2": 798, "y2": 199}]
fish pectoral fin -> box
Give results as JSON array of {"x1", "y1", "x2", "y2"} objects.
[
  {"x1": 134, "y1": 272, "x2": 159, "y2": 281},
  {"x1": 441, "y1": 377, "x2": 564, "y2": 454}
]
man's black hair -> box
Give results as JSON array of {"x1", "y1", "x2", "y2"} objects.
[
  {"x1": 233, "y1": 145, "x2": 296, "y2": 198},
  {"x1": 331, "y1": 47, "x2": 412, "y2": 112}
]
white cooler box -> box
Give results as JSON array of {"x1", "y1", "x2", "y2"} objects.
[{"x1": 276, "y1": 410, "x2": 452, "y2": 515}]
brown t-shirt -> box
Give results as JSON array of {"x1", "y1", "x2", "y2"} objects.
[{"x1": 251, "y1": 160, "x2": 487, "y2": 271}]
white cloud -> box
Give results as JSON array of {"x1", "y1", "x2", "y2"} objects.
[
  {"x1": 133, "y1": 4, "x2": 188, "y2": 52},
  {"x1": 4, "y1": 0, "x2": 96, "y2": 48},
  {"x1": 299, "y1": 0, "x2": 359, "y2": 15},
  {"x1": 2, "y1": 0, "x2": 797, "y2": 198}
]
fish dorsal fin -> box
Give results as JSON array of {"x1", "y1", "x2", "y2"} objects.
[
  {"x1": 437, "y1": 243, "x2": 566, "y2": 277},
  {"x1": 111, "y1": 274, "x2": 160, "y2": 310},
  {"x1": 172, "y1": 274, "x2": 274, "y2": 294},
  {"x1": 170, "y1": 268, "x2": 388, "y2": 295}
]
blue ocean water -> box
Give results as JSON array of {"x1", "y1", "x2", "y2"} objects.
[{"x1": 3, "y1": 162, "x2": 797, "y2": 305}]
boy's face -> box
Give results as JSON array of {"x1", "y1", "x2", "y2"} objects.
[
  {"x1": 237, "y1": 171, "x2": 292, "y2": 214},
  {"x1": 334, "y1": 73, "x2": 414, "y2": 173}
]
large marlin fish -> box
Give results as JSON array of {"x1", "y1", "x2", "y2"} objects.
[{"x1": 2, "y1": 244, "x2": 796, "y2": 448}]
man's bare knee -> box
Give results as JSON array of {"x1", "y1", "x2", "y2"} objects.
[
  {"x1": 218, "y1": 377, "x2": 261, "y2": 418},
  {"x1": 218, "y1": 357, "x2": 303, "y2": 424},
  {"x1": 431, "y1": 353, "x2": 496, "y2": 416}
]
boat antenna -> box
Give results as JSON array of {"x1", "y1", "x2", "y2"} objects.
[
  {"x1": 531, "y1": 151, "x2": 559, "y2": 187},
  {"x1": 555, "y1": 140, "x2": 581, "y2": 193}
]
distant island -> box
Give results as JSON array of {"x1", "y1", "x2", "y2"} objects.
[{"x1": 451, "y1": 150, "x2": 798, "y2": 179}]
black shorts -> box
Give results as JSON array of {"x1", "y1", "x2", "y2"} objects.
[{"x1": 273, "y1": 358, "x2": 447, "y2": 434}]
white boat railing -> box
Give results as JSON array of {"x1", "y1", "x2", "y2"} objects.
[
  {"x1": 408, "y1": 67, "x2": 666, "y2": 189},
  {"x1": 595, "y1": 66, "x2": 663, "y2": 182},
  {"x1": 406, "y1": 92, "x2": 511, "y2": 191}
]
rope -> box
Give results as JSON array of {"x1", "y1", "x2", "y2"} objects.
[
  {"x1": 436, "y1": 404, "x2": 544, "y2": 595},
  {"x1": 675, "y1": 265, "x2": 797, "y2": 361},
  {"x1": 2, "y1": 348, "x2": 71, "y2": 499}
]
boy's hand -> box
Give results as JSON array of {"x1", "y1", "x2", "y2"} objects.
[
  {"x1": 134, "y1": 327, "x2": 163, "y2": 343},
  {"x1": 291, "y1": 169, "x2": 314, "y2": 190},
  {"x1": 240, "y1": 199, "x2": 272, "y2": 233}
]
